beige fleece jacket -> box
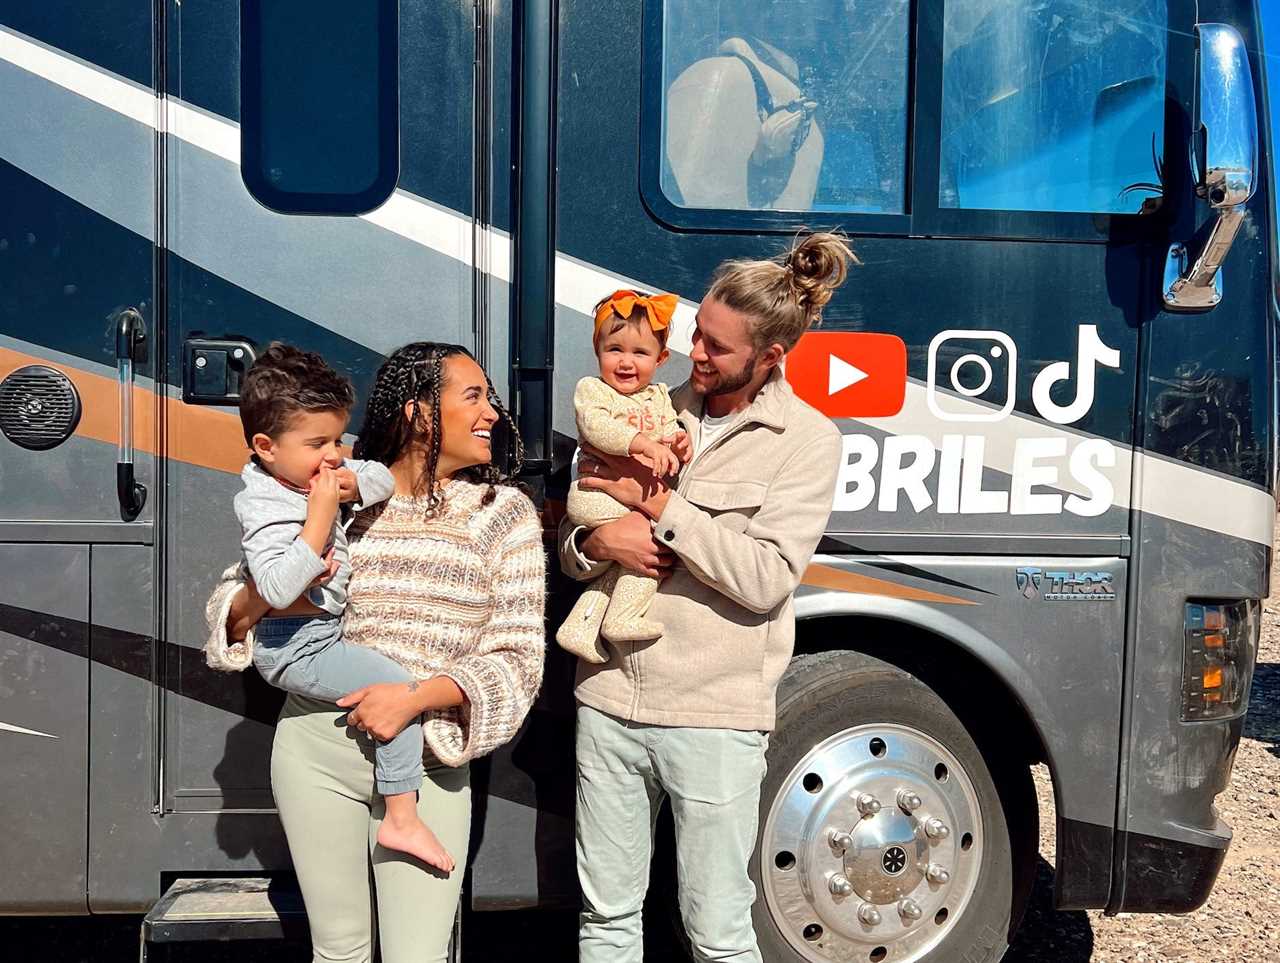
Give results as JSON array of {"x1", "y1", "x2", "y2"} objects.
[{"x1": 559, "y1": 370, "x2": 842, "y2": 731}]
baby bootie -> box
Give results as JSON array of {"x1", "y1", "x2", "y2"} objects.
[
  {"x1": 556, "y1": 567, "x2": 618, "y2": 664},
  {"x1": 600, "y1": 572, "x2": 664, "y2": 643}
]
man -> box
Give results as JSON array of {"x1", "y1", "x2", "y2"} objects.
[{"x1": 562, "y1": 234, "x2": 854, "y2": 962}]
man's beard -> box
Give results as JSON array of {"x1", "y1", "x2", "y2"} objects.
[{"x1": 696, "y1": 354, "x2": 758, "y2": 397}]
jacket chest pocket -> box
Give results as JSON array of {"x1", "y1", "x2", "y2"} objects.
[{"x1": 682, "y1": 479, "x2": 767, "y2": 533}]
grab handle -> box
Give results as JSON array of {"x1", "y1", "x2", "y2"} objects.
[
  {"x1": 1162, "y1": 23, "x2": 1259, "y2": 311},
  {"x1": 115, "y1": 307, "x2": 148, "y2": 521}
]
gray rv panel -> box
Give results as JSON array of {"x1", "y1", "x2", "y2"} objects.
[
  {"x1": 1116, "y1": 515, "x2": 1267, "y2": 858},
  {"x1": 89, "y1": 543, "x2": 293, "y2": 911},
  {"x1": 0, "y1": 521, "x2": 152, "y2": 544},
  {"x1": 0, "y1": 543, "x2": 89, "y2": 912},
  {"x1": 169, "y1": 135, "x2": 475, "y2": 356},
  {"x1": 795, "y1": 553, "x2": 1126, "y2": 833},
  {"x1": 0, "y1": 437, "x2": 156, "y2": 523},
  {"x1": 163, "y1": 458, "x2": 273, "y2": 810}
]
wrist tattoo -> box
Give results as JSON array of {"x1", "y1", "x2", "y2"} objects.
[{"x1": 406, "y1": 680, "x2": 420, "y2": 693}]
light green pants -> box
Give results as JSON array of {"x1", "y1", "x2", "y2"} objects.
[
  {"x1": 575, "y1": 703, "x2": 768, "y2": 963},
  {"x1": 271, "y1": 694, "x2": 470, "y2": 963}
]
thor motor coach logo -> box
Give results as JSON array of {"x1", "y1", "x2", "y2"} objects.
[
  {"x1": 834, "y1": 325, "x2": 1122, "y2": 518},
  {"x1": 1015, "y1": 566, "x2": 1116, "y2": 601},
  {"x1": 1015, "y1": 567, "x2": 1042, "y2": 599}
]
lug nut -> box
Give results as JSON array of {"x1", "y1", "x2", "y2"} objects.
[
  {"x1": 898, "y1": 898, "x2": 923, "y2": 922},
  {"x1": 854, "y1": 792, "x2": 882, "y2": 817},
  {"x1": 924, "y1": 817, "x2": 951, "y2": 840},
  {"x1": 858, "y1": 903, "x2": 882, "y2": 926},
  {"x1": 926, "y1": 863, "x2": 951, "y2": 884},
  {"x1": 829, "y1": 829, "x2": 854, "y2": 854},
  {"x1": 896, "y1": 789, "x2": 923, "y2": 813},
  {"x1": 828, "y1": 874, "x2": 854, "y2": 898}
]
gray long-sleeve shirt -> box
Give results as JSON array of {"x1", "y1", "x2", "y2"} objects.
[{"x1": 234, "y1": 459, "x2": 396, "y2": 614}]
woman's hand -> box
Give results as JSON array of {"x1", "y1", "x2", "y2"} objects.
[
  {"x1": 581, "y1": 511, "x2": 675, "y2": 579},
  {"x1": 226, "y1": 579, "x2": 272, "y2": 642},
  {"x1": 578, "y1": 444, "x2": 672, "y2": 519},
  {"x1": 336, "y1": 677, "x2": 466, "y2": 742}
]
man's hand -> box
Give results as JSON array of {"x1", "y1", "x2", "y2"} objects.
[
  {"x1": 335, "y1": 467, "x2": 360, "y2": 503},
  {"x1": 581, "y1": 511, "x2": 674, "y2": 579},
  {"x1": 578, "y1": 444, "x2": 673, "y2": 520}
]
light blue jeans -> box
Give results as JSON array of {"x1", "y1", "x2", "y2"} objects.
[
  {"x1": 255, "y1": 616, "x2": 423, "y2": 795},
  {"x1": 575, "y1": 704, "x2": 768, "y2": 963}
]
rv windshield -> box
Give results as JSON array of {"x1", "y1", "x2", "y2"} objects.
[{"x1": 940, "y1": 0, "x2": 1169, "y2": 214}]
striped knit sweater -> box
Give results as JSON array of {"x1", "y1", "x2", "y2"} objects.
[
  {"x1": 205, "y1": 478, "x2": 546, "y2": 768},
  {"x1": 342, "y1": 479, "x2": 546, "y2": 766}
]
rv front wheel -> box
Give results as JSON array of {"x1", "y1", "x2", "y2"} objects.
[{"x1": 751, "y1": 650, "x2": 1027, "y2": 963}]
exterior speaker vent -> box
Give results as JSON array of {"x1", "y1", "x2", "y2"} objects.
[{"x1": 0, "y1": 365, "x2": 83, "y2": 451}]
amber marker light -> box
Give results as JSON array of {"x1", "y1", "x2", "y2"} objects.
[{"x1": 1181, "y1": 601, "x2": 1259, "y2": 720}]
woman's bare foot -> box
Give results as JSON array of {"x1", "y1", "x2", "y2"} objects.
[{"x1": 378, "y1": 794, "x2": 454, "y2": 872}]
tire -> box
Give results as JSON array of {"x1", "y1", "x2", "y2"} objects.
[{"x1": 749, "y1": 650, "x2": 1036, "y2": 963}]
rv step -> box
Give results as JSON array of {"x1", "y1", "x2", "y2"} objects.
[
  {"x1": 140, "y1": 877, "x2": 307, "y2": 955},
  {"x1": 139, "y1": 877, "x2": 461, "y2": 961}
]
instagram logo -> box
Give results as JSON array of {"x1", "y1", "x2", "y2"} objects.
[{"x1": 926, "y1": 330, "x2": 1018, "y2": 422}]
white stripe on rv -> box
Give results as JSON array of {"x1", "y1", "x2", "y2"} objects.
[
  {"x1": 0, "y1": 26, "x2": 1272, "y2": 546},
  {"x1": 0, "y1": 720, "x2": 58, "y2": 739}
]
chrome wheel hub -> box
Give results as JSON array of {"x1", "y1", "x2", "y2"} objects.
[{"x1": 761, "y1": 724, "x2": 983, "y2": 962}]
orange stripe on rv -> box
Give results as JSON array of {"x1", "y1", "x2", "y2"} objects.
[
  {"x1": 801, "y1": 563, "x2": 977, "y2": 605},
  {"x1": 0, "y1": 347, "x2": 248, "y2": 475}
]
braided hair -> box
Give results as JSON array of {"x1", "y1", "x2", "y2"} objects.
[{"x1": 353, "y1": 342, "x2": 525, "y2": 513}]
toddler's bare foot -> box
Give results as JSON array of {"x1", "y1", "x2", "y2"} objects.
[{"x1": 377, "y1": 810, "x2": 454, "y2": 873}]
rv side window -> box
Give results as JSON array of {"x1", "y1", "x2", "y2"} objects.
[
  {"x1": 939, "y1": 0, "x2": 1168, "y2": 214},
  {"x1": 656, "y1": 0, "x2": 911, "y2": 216},
  {"x1": 240, "y1": 0, "x2": 399, "y2": 215}
]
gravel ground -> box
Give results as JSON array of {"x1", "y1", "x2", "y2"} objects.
[{"x1": 6, "y1": 587, "x2": 1279, "y2": 962}]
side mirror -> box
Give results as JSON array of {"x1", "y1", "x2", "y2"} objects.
[{"x1": 1163, "y1": 23, "x2": 1259, "y2": 312}]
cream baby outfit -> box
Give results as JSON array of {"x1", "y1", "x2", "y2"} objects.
[{"x1": 557, "y1": 375, "x2": 679, "y2": 662}]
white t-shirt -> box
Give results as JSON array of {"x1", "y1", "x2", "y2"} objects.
[{"x1": 695, "y1": 411, "x2": 735, "y2": 458}]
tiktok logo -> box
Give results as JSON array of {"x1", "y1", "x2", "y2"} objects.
[{"x1": 1030, "y1": 325, "x2": 1121, "y2": 425}]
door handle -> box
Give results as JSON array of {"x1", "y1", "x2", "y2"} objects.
[
  {"x1": 116, "y1": 308, "x2": 147, "y2": 521},
  {"x1": 182, "y1": 338, "x2": 258, "y2": 404},
  {"x1": 1162, "y1": 23, "x2": 1259, "y2": 312}
]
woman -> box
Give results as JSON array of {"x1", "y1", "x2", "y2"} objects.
[{"x1": 210, "y1": 342, "x2": 546, "y2": 963}]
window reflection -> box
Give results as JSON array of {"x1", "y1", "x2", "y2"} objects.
[
  {"x1": 940, "y1": 0, "x2": 1168, "y2": 214},
  {"x1": 660, "y1": 0, "x2": 910, "y2": 213}
]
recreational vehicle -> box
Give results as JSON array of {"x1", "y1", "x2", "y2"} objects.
[{"x1": 0, "y1": 1, "x2": 1272, "y2": 961}]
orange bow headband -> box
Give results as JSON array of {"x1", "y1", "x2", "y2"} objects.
[{"x1": 593, "y1": 289, "x2": 678, "y2": 335}]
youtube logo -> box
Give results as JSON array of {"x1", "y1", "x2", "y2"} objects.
[{"x1": 785, "y1": 331, "x2": 907, "y2": 418}]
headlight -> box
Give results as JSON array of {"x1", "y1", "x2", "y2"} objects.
[{"x1": 1181, "y1": 600, "x2": 1259, "y2": 721}]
